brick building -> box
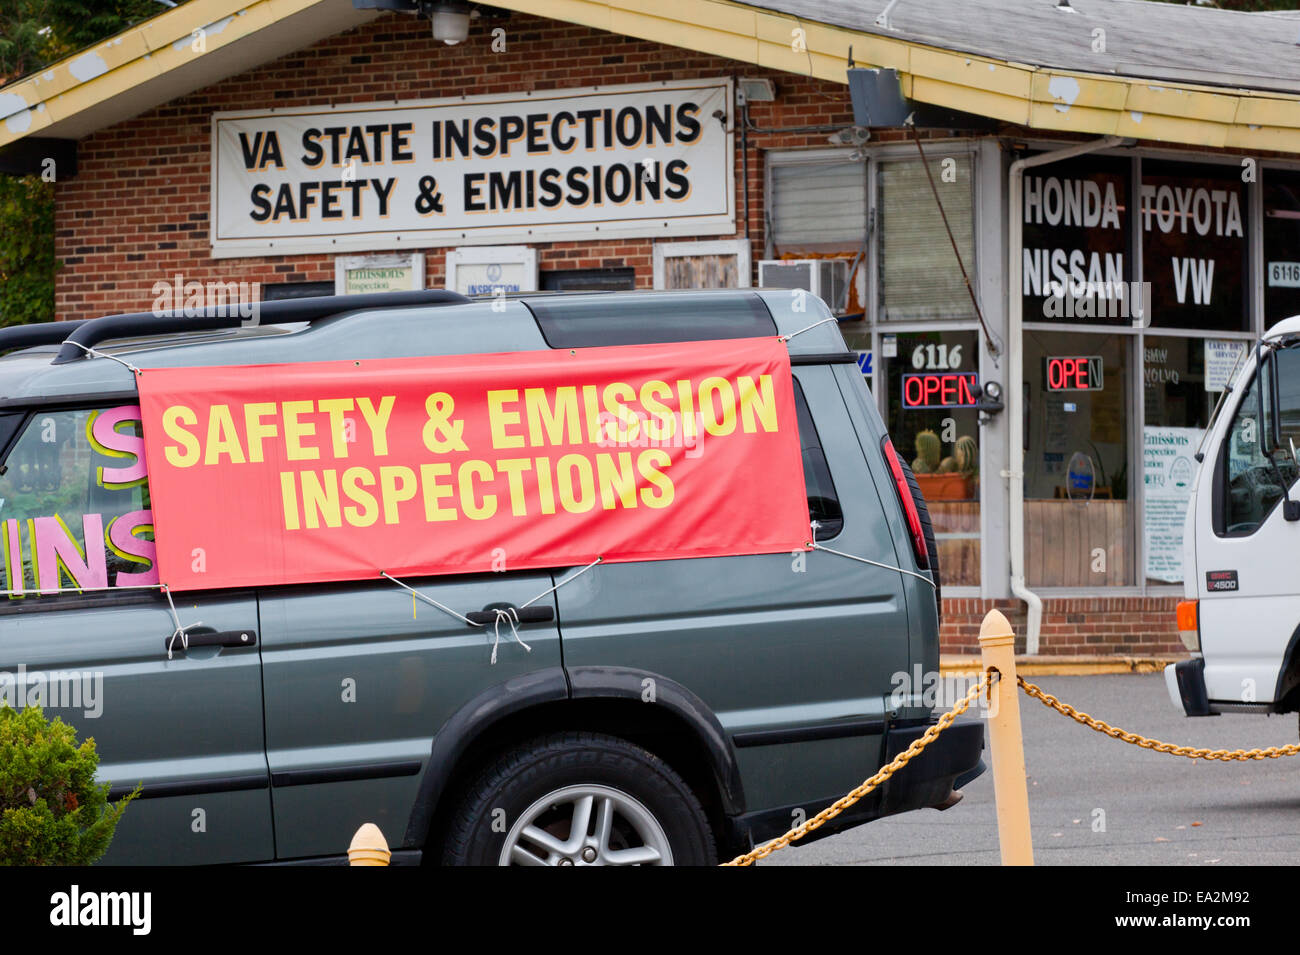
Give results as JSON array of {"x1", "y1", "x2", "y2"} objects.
[{"x1": 4, "y1": 0, "x2": 1300, "y2": 655}]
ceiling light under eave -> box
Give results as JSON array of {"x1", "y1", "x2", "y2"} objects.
[{"x1": 430, "y1": 2, "x2": 478, "y2": 45}]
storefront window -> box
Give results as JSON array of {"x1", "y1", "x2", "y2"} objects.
[
  {"x1": 770, "y1": 160, "x2": 867, "y2": 255},
  {"x1": 878, "y1": 155, "x2": 974, "y2": 321},
  {"x1": 882, "y1": 330, "x2": 980, "y2": 586},
  {"x1": 1022, "y1": 155, "x2": 1131, "y2": 326},
  {"x1": 1263, "y1": 167, "x2": 1300, "y2": 326},
  {"x1": 1024, "y1": 331, "x2": 1133, "y2": 586},
  {"x1": 1142, "y1": 336, "x2": 1221, "y2": 585},
  {"x1": 1141, "y1": 160, "x2": 1248, "y2": 331},
  {"x1": 768, "y1": 156, "x2": 868, "y2": 318}
]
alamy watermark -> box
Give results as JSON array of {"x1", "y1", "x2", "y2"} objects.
[
  {"x1": 0, "y1": 664, "x2": 103, "y2": 719},
  {"x1": 1038, "y1": 280, "x2": 1153, "y2": 327},
  {"x1": 151, "y1": 273, "x2": 262, "y2": 325},
  {"x1": 889, "y1": 665, "x2": 997, "y2": 718}
]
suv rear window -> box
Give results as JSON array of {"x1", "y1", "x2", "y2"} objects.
[
  {"x1": 526, "y1": 292, "x2": 777, "y2": 348},
  {"x1": 793, "y1": 379, "x2": 843, "y2": 540}
]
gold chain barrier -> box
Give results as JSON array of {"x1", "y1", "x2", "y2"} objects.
[
  {"x1": 721, "y1": 672, "x2": 994, "y2": 866},
  {"x1": 1018, "y1": 677, "x2": 1300, "y2": 760}
]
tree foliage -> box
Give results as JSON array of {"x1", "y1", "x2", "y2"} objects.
[
  {"x1": 0, "y1": 174, "x2": 54, "y2": 327},
  {"x1": 0, "y1": 1, "x2": 186, "y2": 325}
]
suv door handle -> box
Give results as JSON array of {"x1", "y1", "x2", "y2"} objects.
[
  {"x1": 464, "y1": 605, "x2": 554, "y2": 627},
  {"x1": 163, "y1": 629, "x2": 258, "y2": 651}
]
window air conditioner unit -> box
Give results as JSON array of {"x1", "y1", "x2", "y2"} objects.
[{"x1": 757, "y1": 259, "x2": 851, "y2": 315}]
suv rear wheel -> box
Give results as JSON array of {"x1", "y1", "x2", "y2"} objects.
[{"x1": 441, "y1": 731, "x2": 717, "y2": 866}]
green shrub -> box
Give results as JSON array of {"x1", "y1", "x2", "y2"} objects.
[{"x1": 0, "y1": 705, "x2": 138, "y2": 865}]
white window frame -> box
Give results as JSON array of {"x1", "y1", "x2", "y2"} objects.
[
  {"x1": 444, "y1": 245, "x2": 538, "y2": 296},
  {"x1": 651, "y1": 238, "x2": 752, "y2": 289},
  {"x1": 766, "y1": 141, "x2": 984, "y2": 595}
]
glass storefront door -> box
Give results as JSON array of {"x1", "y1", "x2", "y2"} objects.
[
  {"x1": 881, "y1": 330, "x2": 981, "y2": 586},
  {"x1": 1024, "y1": 330, "x2": 1133, "y2": 586}
]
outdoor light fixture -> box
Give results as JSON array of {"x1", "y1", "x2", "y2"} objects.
[
  {"x1": 973, "y1": 380, "x2": 1005, "y2": 423},
  {"x1": 428, "y1": 1, "x2": 478, "y2": 44},
  {"x1": 737, "y1": 78, "x2": 776, "y2": 106}
]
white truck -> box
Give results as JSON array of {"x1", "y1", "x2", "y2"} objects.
[{"x1": 1166, "y1": 317, "x2": 1300, "y2": 729}]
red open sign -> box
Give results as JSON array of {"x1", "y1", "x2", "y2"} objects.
[
  {"x1": 901, "y1": 372, "x2": 979, "y2": 409},
  {"x1": 1044, "y1": 356, "x2": 1103, "y2": 392}
]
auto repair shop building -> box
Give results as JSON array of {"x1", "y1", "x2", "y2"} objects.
[{"x1": 3, "y1": 0, "x2": 1300, "y2": 656}]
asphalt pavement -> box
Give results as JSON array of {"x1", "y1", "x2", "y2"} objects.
[{"x1": 761, "y1": 674, "x2": 1300, "y2": 866}]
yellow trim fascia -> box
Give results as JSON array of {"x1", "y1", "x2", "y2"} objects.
[
  {"x1": 6, "y1": 0, "x2": 1300, "y2": 157},
  {"x1": 0, "y1": 0, "x2": 313, "y2": 148}
]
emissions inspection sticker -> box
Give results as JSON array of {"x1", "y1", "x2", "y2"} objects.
[{"x1": 1206, "y1": 569, "x2": 1239, "y2": 592}]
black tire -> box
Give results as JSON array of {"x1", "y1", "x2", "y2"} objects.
[
  {"x1": 441, "y1": 731, "x2": 717, "y2": 866},
  {"x1": 898, "y1": 457, "x2": 942, "y2": 617}
]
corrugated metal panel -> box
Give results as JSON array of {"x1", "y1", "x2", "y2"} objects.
[
  {"x1": 878, "y1": 155, "x2": 974, "y2": 321},
  {"x1": 770, "y1": 161, "x2": 867, "y2": 253}
]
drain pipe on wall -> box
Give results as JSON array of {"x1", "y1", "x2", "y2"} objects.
[{"x1": 1007, "y1": 135, "x2": 1125, "y2": 655}]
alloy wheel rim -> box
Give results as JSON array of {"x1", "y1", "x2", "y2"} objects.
[{"x1": 498, "y1": 783, "x2": 673, "y2": 866}]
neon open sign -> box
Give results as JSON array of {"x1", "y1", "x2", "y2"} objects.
[
  {"x1": 901, "y1": 372, "x2": 979, "y2": 409},
  {"x1": 1044, "y1": 356, "x2": 1103, "y2": 391}
]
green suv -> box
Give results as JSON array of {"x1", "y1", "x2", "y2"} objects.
[{"x1": 0, "y1": 288, "x2": 982, "y2": 865}]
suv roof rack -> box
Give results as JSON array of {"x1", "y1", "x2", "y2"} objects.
[
  {"x1": 51, "y1": 289, "x2": 470, "y2": 366},
  {"x1": 0, "y1": 319, "x2": 91, "y2": 355}
]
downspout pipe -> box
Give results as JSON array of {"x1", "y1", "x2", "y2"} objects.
[{"x1": 1008, "y1": 136, "x2": 1124, "y2": 655}]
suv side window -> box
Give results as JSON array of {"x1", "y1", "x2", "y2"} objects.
[
  {"x1": 1222, "y1": 348, "x2": 1300, "y2": 535},
  {"x1": 0, "y1": 405, "x2": 156, "y2": 596},
  {"x1": 793, "y1": 377, "x2": 844, "y2": 540}
]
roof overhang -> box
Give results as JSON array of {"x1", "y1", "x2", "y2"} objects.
[
  {"x1": 0, "y1": 0, "x2": 380, "y2": 150},
  {"x1": 2, "y1": 0, "x2": 1300, "y2": 156}
]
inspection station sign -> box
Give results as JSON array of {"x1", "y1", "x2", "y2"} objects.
[
  {"x1": 136, "y1": 337, "x2": 809, "y2": 591},
  {"x1": 210, "y1": 79, "x2": 734, "y2": 257}
]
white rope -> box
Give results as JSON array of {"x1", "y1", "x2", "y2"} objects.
[
  {"x1": 62, "y1": 340, "x2": 143, "y2": 376},
  {"x1": 488, "y1": 606, "x2": 528, "y2": 665},
  {"x1": 519, "y1": 556, "x2": 602, "y2": 609},
  {"x1": 810, "y1": 542, "x2": 937, "y2": 589},
  {"x1": 162, "y1": 584, "x2": 204, "y2": 660},
  {"x1": 380, "y1": 571, "x2": 475, "y2": 625},
  {"x1": 778, "y1": 316, "x2": 839, "y2": 343},
  {"x1": 383, "y1": 556, "x2": 603, "y2": 664}
]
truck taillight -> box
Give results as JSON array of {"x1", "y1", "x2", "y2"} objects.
[
  {"x1": 1176, "y1": 599, "x2": 1200, "y2": 652},
  {"x1": 881, "y1": 437, "x2": 929, "y2": 570}
]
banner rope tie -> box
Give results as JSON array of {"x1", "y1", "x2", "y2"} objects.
[
  {"x1": 777, "y1": 316, "x2": 839, "y2": 343},
  {"x1": 62, "y1": 340, "x2": 143, "y2": 376},
  {"x1": 489, "y1": 606, "x2": 526, "y2": 665},
  {"x1": 162, "y1": 584, "x2": 204, "y2": 660},
  {"x1": 809, "y1": 542, "x2": 937, "y2": 589},
  {"x1": 519, "y1": 556, "x2": 602, "y2": 608},
  {"x1": 380, "y1": 571, "x2": 476, "y2": 625},
  {"x1": 382, "y1": 556, "x2": 602, "y2": 664}
]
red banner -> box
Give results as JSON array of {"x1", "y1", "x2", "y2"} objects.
[{"x1": 137, "y1": 337, "x2": 811, "y2": 591}]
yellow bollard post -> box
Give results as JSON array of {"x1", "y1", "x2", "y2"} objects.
[
  {"x1": 978, "y1": 609, "x2": 1034, "y2": 866},
  {"x1": 348, "y1": 823, "x2": 391, "y2": 866}
]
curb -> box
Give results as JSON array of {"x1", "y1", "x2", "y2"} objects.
[{"x1": 939, "y1": 654, "x2": 1188, "y2": 676}]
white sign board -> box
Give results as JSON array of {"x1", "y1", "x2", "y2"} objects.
[
  {"x1": 211, "y1": 79, "x2": 733, "y2": 258},
  {"x1": 1268, "y1": 262, "x2": 1300, "y2": 287},
  {"x1": 1204, "y1": 338, "x2": 1248, "y2": 392},
  {"x1": 1144, "y1": 426, "x2": 1202, "y2": 583},
  {"x1": 445, "y1": 246, "x2": 537, "y2": 297},
  {"x1": 334, "y1": 253, "x2": 424, "y2": 295}
]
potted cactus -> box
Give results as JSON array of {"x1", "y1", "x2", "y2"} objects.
[{"x1": 912, "y1": 430, "x2": 977, "y2": 500}]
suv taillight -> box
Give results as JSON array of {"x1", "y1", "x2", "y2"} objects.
[{"x1": 881, "y1": 437, "x2": 928, "y2": 570}]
